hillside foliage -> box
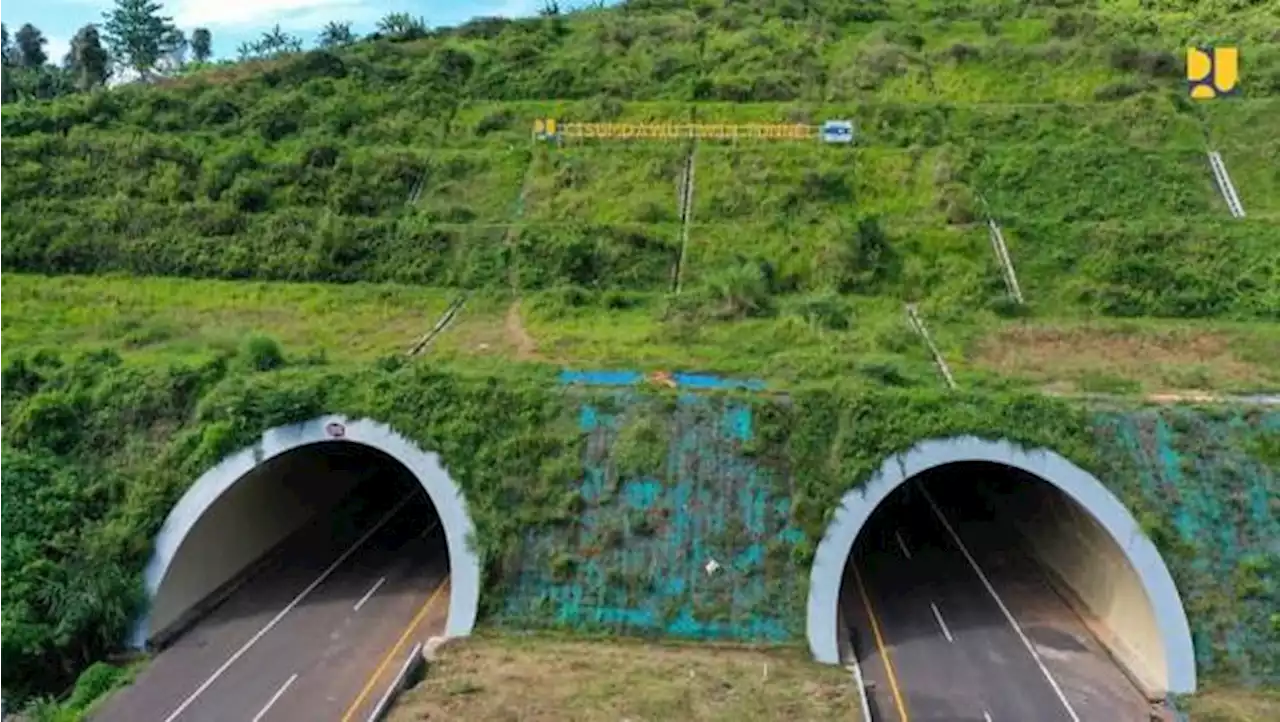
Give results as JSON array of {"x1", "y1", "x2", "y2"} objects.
[
  {"x1": 3, "y1": 0, "x2": 1279, "y2": 323},
  {"x1": 0, "y1": 343, "x2": 1101, "y2": 706}
]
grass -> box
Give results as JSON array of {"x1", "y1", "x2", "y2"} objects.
[
  {"x1": 8, "y1": 124, "x2": 1277, "y2": 320},
  {"x1": 6, "y1": 273, "x2": 1277, "y2": 396},
  {"x1": 1182, "y1": 686, "x2": 1280, "y2": 722},
  {"x1": 0, "y1": 273, "x2": 467, "y2": 365},
  {"x1": 963, "y1": 318, "x2": 1280, "y2": 394},
  {"x1": 21, "y1": 657, "x2": 150, "y2": 722},
  {"x1": 387, "y1": 633, "x2": 859, "y2": 722}
]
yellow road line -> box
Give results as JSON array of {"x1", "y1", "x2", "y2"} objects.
[
  {"x1": 339, "y1": 575, "x2": 450, "y2": 722},
  {"x1": 851, "y1": 562, "x2": 911, "y2": 722}
]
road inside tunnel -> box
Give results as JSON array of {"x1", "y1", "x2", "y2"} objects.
[
  {"x1": 92, "y1": 441, "x2": 451, "y2": 722},
  {"x1": 841, "y1": 462, "x2": 1154, "y2": 722}
]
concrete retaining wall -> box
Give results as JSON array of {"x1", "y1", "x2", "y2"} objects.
[
  {"x1": 989, "y1": 477, "x2": 1169, "y2": 697},
  {"x1": 147, "y1": 452, "x2": 365, "y2": 639}
]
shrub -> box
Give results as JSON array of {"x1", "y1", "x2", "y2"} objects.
[
  {"x1": 239, "y1": 334, "x2": 286, "y2": 372},
  {"x1": 64, "y1": 662, "x2": 126, "y2": 712},
  {"x1": 814, "y1": 216, "x2": 901, "y2": 296},
  {"x1": 788, "y1": 293, "x2": 854, "y2": 331},
  {"x1": 227, "y1": 176, "x2": 272, "y2": 213},
  {"x1": 474, "y1": 109, "x2": 515, "y2": 136}
]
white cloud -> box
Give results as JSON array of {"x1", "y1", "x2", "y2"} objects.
[
  {"x1": 484, "y1": 0, "x2": 603, "y2": 18},
  {"x1": 170, "y1": 0, "x2": 363, "y2": 30},
  {"x1": 278, "y1": 5, "x2": 383, "y2": 32}
]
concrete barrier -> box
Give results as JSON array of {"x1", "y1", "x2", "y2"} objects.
[{"x1": 365, "y1": 641, "x2": 426, "y2": 722}]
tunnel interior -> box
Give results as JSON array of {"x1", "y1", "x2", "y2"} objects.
[
  {"x1": 147, "y1": 440, "x2": 449, "y2": 649},
  {"x1": 838, "y1": 460, "x2": 1169, "y2": 703}
]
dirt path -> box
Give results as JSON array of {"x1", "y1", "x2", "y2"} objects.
[{"x1": 505, "y1": 300, "x2": 539, "y2": 361}]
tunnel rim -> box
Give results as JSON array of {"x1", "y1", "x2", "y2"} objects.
[
  {"x1": 803, "y1": 436, "x2": 1197, "y2": 695},
  {"x1": 131, "y1": 414, "x2": 481, "y2": 648}
]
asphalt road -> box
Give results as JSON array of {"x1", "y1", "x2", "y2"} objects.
[
  {"x1": 93, "y1": 486, "x2": 448, "y2": 722},
  {"x1": 843, "y1": 477, "x2": 1151, "y2": 722}
]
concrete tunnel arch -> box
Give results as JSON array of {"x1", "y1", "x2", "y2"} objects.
[
  {"x1": 804, "y1": 436, "x2": 1197, "y2": 695},
  {"x1": 130, "y1": 415, "x2": 482, "y2": 649}
]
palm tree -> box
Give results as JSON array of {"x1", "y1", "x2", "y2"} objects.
[
  {"x1": 376, "y1": 13, "x2": 428, "y2": 41},
  {"x1": 249, "y1": 24, "x2": 302, "y2": 59},
  {"x1": 317, "y1": 21, "x2": 354, "y2": 48}
]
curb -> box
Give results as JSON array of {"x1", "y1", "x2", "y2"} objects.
[{"x1": 364, "y1": 641, "x2": 426, "y2": 722}]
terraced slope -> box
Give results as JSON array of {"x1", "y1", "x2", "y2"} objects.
[
  {"x1": 5, "y1": 99, "x2": 1279, "y2": 307},
  {"x1": 4, "y1": 3, "x2": 1279, "y2": 401}
]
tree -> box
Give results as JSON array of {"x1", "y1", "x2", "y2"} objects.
[
  {"x1": 66, "y1": 25, "x2": 111, "y2": 91},
  {"x1": 317, "y1": 21, "x2": 354, "y2": 48},
  {"x1": 158, "y1": 27, "x2": 187, "y2": 72},
  {"x1": 376, "y1": 13, "x2": 428, "y2": 41},
  {"x1": 102, "y1": 0, "x2": 179, "y2": 79},
  {"x1": 3, "y1": 62, "x2": 73, "y2": 102},
  {"x1": 258, "y1": 24, "x2": 302, "y2": 56},
  {"x1": 1, "y1": 26, "x2": 13, "y2": 103},
  {"x1": 190, "y1": 27, "x2": 211, "y2": 62},
  {"x1": 539, "y1": 2, "x2": 567, "y2": 39},
  {"x1": 238, "y1": 25, "x2": 301, "y2": 61},
  {"x1": 14, "y1": 23, "x2": 48, "y2": 68}
]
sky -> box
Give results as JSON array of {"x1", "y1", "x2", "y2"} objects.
[{"x1": 1, "y1": 0, "x2": 600, "y2": 65}]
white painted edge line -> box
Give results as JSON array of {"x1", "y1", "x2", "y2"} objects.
[
  {"x1": 918, "y1": 484, "x2": 1082, "y2": 722},
  {"x1": 251, "y1": 673, "x2": 298, "y2": 722},
  {"x1": 895, "y1": 530, "x2": 912, "y2": 560},
  {"x1": 929, "y1": 601, "x2": 954, "y2": 643},
  {"x1": 844, "y1": 661, "x2": 874, "y2": 722},
  {"x1": 983, "y1": 711, "x2": 993, "y2": 722},
  {"x1": 161, "y1": 494, "x2": 417, "y2": 722},
  {"x1": 355, "y1": 518, "x2": 441, "y2": 614},
  {"x1": 354, "y1": 577, "x2": 387, "y2": 613},
  {"x1": 366, "y1": 641, "x2": 426, "y2": 722}
]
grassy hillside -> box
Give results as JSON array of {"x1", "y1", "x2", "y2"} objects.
[
  {"x1": 3, "y1": 1, "x2": 1279, "y2": 332},
  {"x1": 3, "y1": 0, "x2": 1280, "y2": 714},
  {"x1": 5, "y1": 274, "x2": 1279, "y2": 394}
]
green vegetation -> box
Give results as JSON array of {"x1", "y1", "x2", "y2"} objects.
[
  {"x1": 5, "y1": 343, "x2": 1274, "y2": 713},
  {"x1": 7, "y1": 274, "x2": 1278, "y2": 394},
  {"x1": 0, "y1": 342, "x2": 1102, "y2": 705},
  {"x1": 4, "y1": 3, "x2": 1279, "y2": 321},
  {"x1": 1181, "y1": 685, "x2": 1280, "y2": 722},
  {"x1": 3, "y1": 0, "x2": 1279, "y2": 714},
  {"x1": 20, "y1": 659, "x2": 147, "y2": 722}
]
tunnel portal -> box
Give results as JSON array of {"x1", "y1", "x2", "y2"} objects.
[
  {"x1": 805, "y1": 437, "x2": 1196, "y2": 708},
  {"x1": 134, "y1": 416, "x2": 482, "y2": 650},
  {"x1": 92, "y1": 417, "x2": 482, "y2": 722}
]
